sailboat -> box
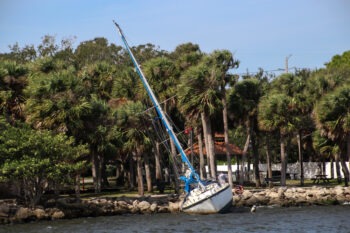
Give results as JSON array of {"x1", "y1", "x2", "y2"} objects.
[{"x1": 113, "y1": 21, "x2": 233, "y2": 214}]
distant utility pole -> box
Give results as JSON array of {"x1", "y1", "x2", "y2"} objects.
[{"x1": 285, "y1": 54, "x2": 292, "y2": 73}]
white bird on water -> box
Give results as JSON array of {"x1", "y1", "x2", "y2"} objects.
[{"x1": 251, "y1": 205, "x2": 257, "y2": 213}]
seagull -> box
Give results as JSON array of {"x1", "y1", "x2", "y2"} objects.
[{"x1": 250, "y1": 205, "x2": 257, "y2": 213}]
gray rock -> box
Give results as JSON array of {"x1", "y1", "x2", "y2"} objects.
[
  {"x1": 51, "y1": 210, "x2": 65, "y2": 220},
  {"x1": 168, "y1": 201, "x2": 180, "y2": 212},
  {"x1": 33, "y1": 208, "x2": 46, "y2": 219},
  {"x1": 138, "y1": 201, "x2": 151, "y2": 212},
  {"x1": 15, "y1": 207, "x2": 33, "y2": 221},
  {"x1": 150, "y1": 203, "x2": 158, "y2": 212}
]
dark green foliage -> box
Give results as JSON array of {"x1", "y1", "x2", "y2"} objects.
[
  {"x1": 1, "y1": 33, "x2": 350, "y2": 198},
  {"x1": 0, "y1": 120, "x2": 88, "y2": 206},
  {"x1": 314, "y1": 85, "x2": 350, "y2": 140}
]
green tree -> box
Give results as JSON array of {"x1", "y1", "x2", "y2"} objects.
[
  {"x1": 115, "y1": 101, "x2": 152, "y2": 195},
  {"x1": 204, "y1": 50, "x2": 239, "y2": 187},
  {"x1": 229, "y1": 77, "x2": 263, "y2": 187},
  {"x1": 178, "y1": 60, "x2": 222, "y2": 179},
  {"x1": 7, "y1": 43, "x2": 37, "y2": 63},
  {"x1": 75, "y1": 37, "x2": 123, "y2": 68},
  {"x1": 37, "y1": 35, "x2": 59, "y2": 57},
  {"x1": 314, "y1": 85, "x2": 350, "y2": 186},
  {"x1": 24, "y1": 63, "x2": 91, "y2": 134},
  {"x1": 258, "y1": 92, "x2": 295, "y2": 186},
  {"x1": 325, "y1": 50, "x2": 350, "y2": 70},
  {"x1": 143, "y1": 56, "x2": 181, "y2": 192},
  {"x1": 25, "y1": 60, "x2": 119, "y2": 193},
  {"x1": 0, "y1": 121, "x2": 88, "y2": 207},
  {"x1": 77, "y1": 63, "x2": 120, "y2": 192},
  {"x1": 169, "y1": 43, "x2": 207, "y2": 181},
  {"x1": 0, "y1": 60, "x2": 29, "y2": 123},
  {"x1": 313, "y1": 130, "x2": 342, "y2": 183},
  {"x1": 170, "y1": 43, "x2": 202, "y2": 71}
]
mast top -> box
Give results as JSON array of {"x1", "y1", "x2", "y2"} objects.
[{"x1": 113, "y1": 20, "x2": 123, "y2": 36}]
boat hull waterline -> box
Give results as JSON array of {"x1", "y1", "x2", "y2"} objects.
[{"x1": 182, "y1": 183, "x2": 233, "y2": 214}]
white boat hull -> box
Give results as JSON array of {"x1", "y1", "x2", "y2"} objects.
[{"x1": 181, "y1": 183, "x2": 233, "y2": 214}]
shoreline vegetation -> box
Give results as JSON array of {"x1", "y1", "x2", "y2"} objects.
[
  {"x1": 1, "y1": 35, "x2": 349, "y2": 225},
  {"x1": 1, "y1": 184, "x2": 349, "y2": 225}
]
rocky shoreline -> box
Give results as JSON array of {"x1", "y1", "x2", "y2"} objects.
[{"x1": 0, "y1": 186, "x2": 349, "y2": 224}]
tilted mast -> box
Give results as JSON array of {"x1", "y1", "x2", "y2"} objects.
[{"x1": 113, "y1": 21, "x2": 203, "y2": 187}]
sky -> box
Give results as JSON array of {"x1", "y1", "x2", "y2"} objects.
[{"x1": 1, "y1": 0, "x2": 349, "y2": 75}]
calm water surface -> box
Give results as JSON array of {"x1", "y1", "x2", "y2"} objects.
[{"x1": 1, "y1": 205, "x2": 349, "y2": 233}]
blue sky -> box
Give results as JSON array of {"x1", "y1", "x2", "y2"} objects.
[{"x1": 1, "y1": 0, "x2": 349, "y2": 74}]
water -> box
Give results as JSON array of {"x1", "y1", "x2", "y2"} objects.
[{"x1": 1, "y1": 205, "x2": 349, "y2": 233}]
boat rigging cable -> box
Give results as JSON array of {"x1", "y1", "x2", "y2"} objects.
[{"x1": 113, "y1": 20, "x2": 204, "y2": 189}]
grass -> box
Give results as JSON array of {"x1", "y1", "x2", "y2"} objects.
[{"x1": 242, "y1": 178, "x2": 346, "y2": 190}]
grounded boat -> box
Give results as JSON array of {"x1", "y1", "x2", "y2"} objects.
[{"x1": 113, "y1": 21, "x2": 233, "y2": 214}]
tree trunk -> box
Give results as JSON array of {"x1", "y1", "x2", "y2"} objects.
[
  {"x1": 348, "y1": 133, "x2": 350, "y2": 184},
  {"x1": 91, "y1": 152, "x2": 97, "y2": 192},
  {"x1": 280, "y1": 133, "x2": 287, "y2": 186},
  {"x1": 136, "y1": 152, "x2": 144, "y2": 196},
  {"x1": 100, "y1": 155, "x2": 109, "y2": 188},
  {"x1": 128, "y1": 156, "x2": 135, "y2": 190},
  {"x1": 340, "y1": 151, "x2": 349, "y2": 187},
  {"x1": 115, "y1": 161, "x2": 125, "y2": 186},
  {"x1": 201, "y1": 113, "x2": 211, "y2": 177},
  {"x1": 91, "y1": 151, "x2": 101, "y2": 193},
  {"x1": 197, "y1": 130, "x2": 206, "y2": 180},
  {"x1": 155, "y1": 141, "x2": 163, "y2": 181},
  {"x1": 265, "y1": 136, "x2": 273, "y2": 188},
  {"x1": 348, "y1": 133, "x2": 350, "y2": 163},
  {"x1": 297, "y1": 131, "x2": 304, "y2": 186},
  {"x1": 164, "y1": 104, "x2": 180, "y2": 194},
  {"x1": 169, "y1": 139, "x2": 180, "y2": 194},
  {"x1": 236, "y1": 155, "x2": 240, "y2": 182},
  {"x1": 340, "y1": 159, "x2": 349, "y2": 187},
  {"x1": 222, "y1": 95, "x2": 233, "y2": 188},
  {"x1": 250, "y1": 120, "x2": 260, "y2": 188},
  {"x1": 330, "y1": 158, "x2": 334, "y2": 179},
  {"x1": 74, "y1": 174, "x2": 80, "y2": 199},
  {"x1": 247, "y1": 158, "x2": 251, "y2": 181},
  {"x1": 240, "y1": 134, "x2": 250, "y2": 185},
  {"x1": 144, "y1": 152, "x2": 152, "y2": 192},
  {"x1": 335, "y1": 153, "x2": 342, "y2": 184},
  {"x1": 155, "y1": 141, "x2": 165, "y2": 193},
  {"x1": 202, "y1": 112, "x2": 216, "y2": 179}
]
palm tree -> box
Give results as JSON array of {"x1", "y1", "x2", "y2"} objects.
[
  {"x1": 314, "y1": 85, "x2": 350, "y2": 186},
  {"x1": 172, "y1": 43, "x2": 206, "y2": 180},
  {"x1": 116, "y1": 101, "x2": 152, "y2": 195},
  {"x1": 170, "y1": 43, "x2": 202, "y2": 72},
  {"x1": 0, "y1": 60, "x2": 29, "y2": 123},
  {"x1": 204, "y1": 50, "x2": 239, "y2": 187},
  {"x1": 228, "y1": 77, "x2": 263, "y2": 187},
  {"x1": 24, "y1": 58, "x2": 91, "y2": 133},
  {"x1": 313, "y1": 129, "x2": 342, "y2": 183},
  {"x1": 178, "y1": 60, "x2": 222, "y2": 179},
  {"x1": 25, "y1": 60, "x2": 119, "y2": 193},
  {"x1": 77, "y1": 63, "x2": 120, "y2": 192},
  {"x1": 269, "y1": 70, "x2": 313, "y2": 186},
  {"x1": 292, "y1": 69, "x2": 314, "y2": 186},
  {"x1": 258, "y1": 92, "x2": 295, "y2": 186},
  {"x1": 143, "y1": 56, "x2": 181, "y2": 193}
]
